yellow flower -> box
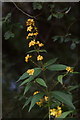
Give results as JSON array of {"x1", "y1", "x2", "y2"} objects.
[
  {"x1": 25, "y1": 54, "x2": 32, "y2": 62},
  {"x1": 36, "y1": 99, "x2": 44, "y2": 107},
  {"x1": 44, "y1": 96, "x2": 48, "y2": 101},
  {"x1": 57, "y1": 106, "x2": 61, "y2": 110},
  {"x1": 66, "y1": 67, "x2": 73, "y2": 72},
  {"x1": 26, "y1": 19, "x2": 35, "y2": 26},
  {"x1": 33, "y1": 91, "x2": 40, "y2": 95},
  {"x1": 34, "y1": 27, "x2": 38, "y2": 31},
  {"x1": 27, "y1": 26, "x2": 33, "y2": 31},
  {"x1": 38, "y1": 43, "x2": 44, "y2": 47},
  {"x1": 55, "y1": 110, "x2": 62, "y2": 118},
  {"x1": 33, "y1": 32, "x2": 38, "y2": 36},
  {"x1": 50, "y1": 106, "x2": 62, "y2": 118},
  {"x1": 50, "y1": 109, "x2": 57, "y2": 116},
  {"x1": 28, "y1": 33, "x2": 34, "y2": 37},
  {"x1": 27, "y1": 69, "x2": 34, "y2": 75},
  {"x1": 29, "y1": 40, "x2": 36, "y2": 47},
  {"x1": 37, "y1": 55, "x2": 43, "y2": 61}
]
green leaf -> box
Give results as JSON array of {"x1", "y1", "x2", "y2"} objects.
[
  {"x1": 53, "y1": 13, "x2": 64, "y2": 19},
  {"x1": 58, "y1": 75, "x2": 63, "y2": 84},
  {"x1": 4, "y1": 31, "x2": 15, "y2": 40},
  {"x1": 44, "y1": 58, "x2": 57, "y2": 68},
  {"x1": 70, "y1": 42, "x2": 76, "y2": 50},
  {"x1": 17, "y1": 71, "x2": 29, "y2": 82},
  {"x1": 35, "y1": 78, "x2": 47, "y2": 88},
  {"x1": 47, "y1": 14, "x2": 52, "y2": 21},
  {"x1": 20, "y1": 68, "x2": 42, "y2": 86},
  {"x1": 27, "y1": 49, "x2": 47, "y2": 53},
  {"x1": 68, "y1": 85, "x2": 80, "y2": 92},
  {"x1": 58, "y1": 111, "x2": 73, "y2": 118},
  {"x1": 22, "y1": 96, "x2": 32, "y2": 109},
  {"x1": 29, "y1": 92, "x2": 44, "y2": 111},
  {"x1": 51, "y1": 91, "x2": 75, "y2": 109},
  {"x1": 33, "y1": 2, "x2": 42, "y2": 10},
  {"x1": 24, "y1": 83, "x2": 33, "y2": 95},
  {"x1": 47, "y1": 64, "x2": 67, "y2": 71}
]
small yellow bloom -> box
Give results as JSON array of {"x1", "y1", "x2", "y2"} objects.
[
  {"x1": 36, "y1": 99, "x2": 44, "y2": 107},
  {"x1": 50, "y1": 109, "x2": 57, "y2": 116},
  {"x1": 33, "y1": 91, "x2": 40, "y2": 95},
  {"x1": 57, "y1": 106, "x2": 61, "y2": 110},
  {"x1": 29, "y1": 40, "x2": 36, "y2": 47},
  {"x1": 33, "y1": 32, "x2": 38, "y2": 36},
  {"x1": 66, "y1": 67, "x2": 73, "y2": 72},
  {"x1": 28, "y1": 33, "x2": 34, "y2": 37},
  {"x1": 55, "y1": 110, "x2": 62, "y2": 118},
  {"x1": 44, "y1": 96, "x2": 48, "y2": 101},
  {"x1": 38, "y1": 43, "x2": 44, "y2": 47},
  {"x1": 36, "y1": 41, "x2": 40, "y2": 44},
  {"x1": 26, "y1": 19, "x2": 35, "y2": 26},
  {"x1": 34, "y1": 27, "x2": 38, "y2": 31},
  {"x1": 27, "y1": 69, "x2": 34, "y2": 75},
  {"x1": 37, "y1": 55, "x2": 43, "y2": 61},
  {"x1": 27, "y1": 26, "x2": 33, "y2": 31},
  {"x1": 25, "y1": 54, "x2": 32, "y2": 62}
]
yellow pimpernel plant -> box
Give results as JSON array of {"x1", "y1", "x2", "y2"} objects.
[{"x1": 18, "y1": 19, "x2": 79, "y2": 119}]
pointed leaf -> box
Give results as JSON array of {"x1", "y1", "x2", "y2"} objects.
[
  {"x1": 22, "y1": 96, "x2": 32, "y2": 109},
  {"x1": 58, "y1": 111, "x2": 73, "y2": 118},
  {"x1": 20, "y1": 68, "x2": 42, "y2": 86},
  {"x1": 29, "y1": 92, "x2": 44, "y2": 111},
  {"x1": 47, "y1": 64, "x2": 67, "y2": 71},
  {"x1": 44, "y1": 58, "x2": 57, "y2": 68},
  {"x1": 35, "y1": 78, "x2": 47, "y2": 87},
  {"x1": 51, "y1": 91, "x2": 75, "y2": 109},
  {"x1": 24, "y1": 83, "x2": 33, "y2": 95},
  {"x1": 58, "y1": 75, "x2": 63, "y2": 84},
  {"x1": 17, "y1": 72, "x2": 29, "y2": 82}
]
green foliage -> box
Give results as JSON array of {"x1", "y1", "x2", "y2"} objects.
[
  {"x1": 33, "y1": 2, "x2": 43, "y2": 10},
  {"x1": 4, "y1": 31, "x2": 15, "y2": 40},
  {"x1": 23, "y1": 96, "x2": 32, "y2": 109},
  {"x1": 35, "y1": 78, "x2": 47, "y2": 88},
  {"x1": 44, "y1": 58, "x2": 57, "y2": 68},
  {"x1": 29, "y1": 92, "x2": 44, "y2": 111},
  {"x1": 27, "y1": 49, "x2": 47, "y2": 53},
  {"x1": 58, "y1": 111, "x2": 73, "y2": 118},
  {"x1": 23, "y1": 83, "x2": 33, "y2": 95},
  {"x1": 20, "y1": 68, "x2": 42, "y2": 86},
  {"x1": 51, "y1": 91, "x2": 75, "y2": 110},
  {"x1": 47, "y1": 64, "x2": 67, "y2": 71},
  {"x1": 58, "y1": 75, "x2": 64, "y2": 85}
]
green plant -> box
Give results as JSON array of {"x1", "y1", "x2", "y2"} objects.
[{"x1": 17, "y1": 19, "x2": 79, "y2": 119}]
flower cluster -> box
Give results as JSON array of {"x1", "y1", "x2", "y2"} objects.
[
  {"x1": 33, "y1": 91, "x2": 48, "y2": 107},
  {"x1": 66, "y1": 67, "x2": 73, "y2": 72},
  {"x1": 25, "y1": 54, "x2": 32, "y2": 63},
  {"x1": 29, "y1": 40, "x2": 44, "y2": 47},
  {"x1": 27, "y1": 69, "x2": 34, "y2": 75},
  {"x1": 26, "y1": 19, "x2": 38, "y2": 39},
  {"x1": 50, "y1": 106, "x2": 62, "y2": 118}
]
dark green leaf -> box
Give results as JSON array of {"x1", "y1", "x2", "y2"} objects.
[
  {"x1": 27, "y1": 49, "x2": 47, "y2": 53},
  {"x1": 33, "y1": 2, "x2": 42, "y2": 10},
  {"x1": 23, "y1": 96, "x2": 32, "y2": 109},
  {"x1": 17, "y1": 71, "x2": 29, "y2": 82},
  {"x1": 47, "y1": 14, "x2": 52, "y2": 21},
  {"x1": 47, "y1": 64, "x2": 67, "y2": 71},
  {"x1": 4, "y1": 31, "x2": 15, "y2": 40},
  {"x1": 51, "y1": 91, "x2": 75, "y2": 109},
  {"x1": 70, "y1": 42, "x2": 76, "y2": 50},
  {"x1": 58, "y1": 111, "x2": 73, "y2": 118},
  {"x1": 29, "y1": 92, "x2": 44, "y2": 111},
  {"x1": 35, "y1": 78, "x2": 47, "y2": 87},
  {"x1": 53, "y1": 13, "x2": 64, "y2": 19},
  {"x1": 44, "y1": 58, "x2": 57, "y2": 68},
  {"x1": 58, "y1": 75, "x2": 63, "y2": 84},
  {"x1": 24, "y1": 83, "x2": 33, "y2": 95},
  {"x1": 68, "y1": 85, "x2": 80, "y2": 92}
]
